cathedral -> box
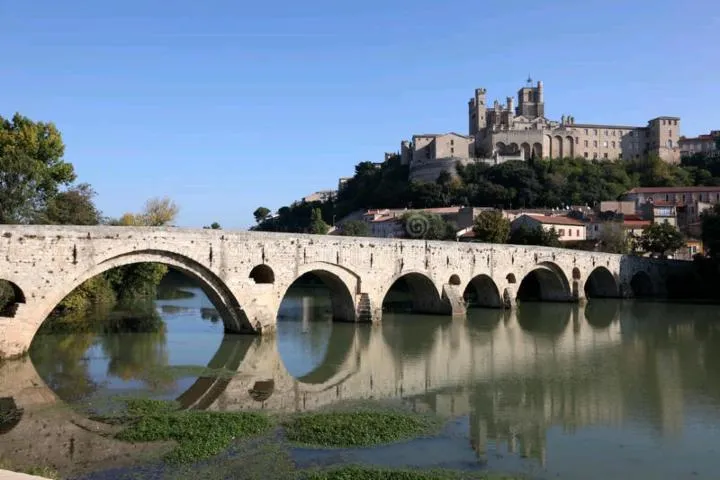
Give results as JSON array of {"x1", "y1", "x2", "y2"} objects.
[{"x1": 401, "y1": 80, "x2": 681, "y2": 182}]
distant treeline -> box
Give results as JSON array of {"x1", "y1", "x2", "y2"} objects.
[{"x1": 254, "y1": 147, "x2": 720, "y2": 234}]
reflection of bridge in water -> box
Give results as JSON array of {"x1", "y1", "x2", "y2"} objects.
[
  {"x1": 199, "y1": 302, "x2": 627, "y2": 413},
  {"x1": 2, "y1": 300, "x2": 720, "y2": 476}
]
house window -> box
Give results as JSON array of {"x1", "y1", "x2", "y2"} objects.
[
  {"x1": 594, "y1": 140, "x2": 598, "y2": 147},
  {"x1": 594, "y1": 225, "x2": 598, "y2": 231},
  {"x1": 605, "y1": 130, "x2": 609, "y2": 136},
  {"x1": 604, "y1": 153, "x2": 608, "y2": 158},
  {"x1": 585, "y1": 129, "x2": 589, "y2": 135},
  {"x1": 451, "y1": 147, "x2": 454, "y2": 154},
  {"x1": 450, "y1": 139, "x2": 454, "y2": 146},
  {"x1": 577, "y1": 229, "x2": 580, "y2": 236},
  {"x1": 559, "y1": 229, "x2": 565, "y2": 236},
  {"x1": 584, "y1": 152, "x2": 589, "y2": 158},
  {"x1": 668, "y1": 130, "x2": 672, "y2": 138},
  {"x1": 575, "y1": 137, "x2": 579, "y2": 144},
  {"x1": 584, "y1": 140, "x2": 589, "y2": 147},
  {"x1": 611, "y1": 141, "x2": 616, "y2": 148},
  {"x1": 612, "y1": 131, "x2": 616, "y2": 136}
]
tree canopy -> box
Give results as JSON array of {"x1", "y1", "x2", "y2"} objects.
[
  {"x1": 0, "y1": 113, "x2": 76, "y2": 223},
  {"x1": 639, "y1": 222, "x2": 685, "y2": 257},
  {"x1": 309, "y1": 208, "x2": 329, "y2": 234},
  {"x1": 256, "y1": 153, "x2": 714, "y2": 234},
  {"x1": 472, "y1": 210, "x2": 511, "y2": 243},
  {"x1": 340, "y1": 220, "x2": 370, "y2": 237}
]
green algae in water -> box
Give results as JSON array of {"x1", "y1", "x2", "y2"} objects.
[
  {"x1": 283, "y1": 411, "x2": 438, "y2": 448},
  {"x1": 115, "y1": 409, "x2": 273, "y2": 464},
  {"x1": 169, "y1": 441, "x2": 297, "y2": 480},
  {"x1": 300, "y1": 465, "x2": 525, "y2": 480},
  {"x1": 125, "y1": 398, "x2": 180, "y2": 416}
]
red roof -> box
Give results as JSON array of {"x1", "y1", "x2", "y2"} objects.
[
  {"x1": 623, "y1": 220, "x2": 651, "y2": 228},
  {"x1": 627, "y1": 186, "x2": 720, "y2": 194},
  {"x1": 521, "y1": 214, "x2": 586, "y2": 226}
]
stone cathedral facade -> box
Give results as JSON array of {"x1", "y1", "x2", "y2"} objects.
[{"x1": 401, "y1": 80, "x2": 681, "y2": 182}]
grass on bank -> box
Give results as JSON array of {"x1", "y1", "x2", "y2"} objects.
[
  {"x1": 0, "y1": 459, "x2": 60, "y2": 479},
  {"x1": 283, "y1": 411, "x2": 439, "y2": 448},
  {"x1": 113, "y1": 399, "x2": 273, "y2": 464}
]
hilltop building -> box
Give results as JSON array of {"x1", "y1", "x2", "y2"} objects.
[
  {"x1": 401, "y1": 80, "x2": 682, "y2": 182},
  {"x1": 679, "y1": 130, "x2": 720, "y2": 157}
]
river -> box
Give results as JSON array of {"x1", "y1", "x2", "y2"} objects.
[{"x1": 1, "y1": 273, "x2": 720, "y2": 479}]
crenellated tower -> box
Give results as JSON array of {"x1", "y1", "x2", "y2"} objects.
[{"x1": 468, "y1": 88, "x2": 488, "y2": 136}]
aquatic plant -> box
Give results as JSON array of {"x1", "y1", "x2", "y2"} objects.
[
  {"x1": 116, "y1": 408, "x2": 273, "y2": 464},
  {"x1": 283, "y1": 411, "x2": 437, "y2": 447},
  {"x1": 300, "y1": 465, "x2": 525, "y2": 479}
]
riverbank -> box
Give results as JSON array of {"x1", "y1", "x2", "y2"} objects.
[{"x1": 0, "y1": 470, "x2": 55, "y2": 480}]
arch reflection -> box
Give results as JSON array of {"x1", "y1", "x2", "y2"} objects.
[
  {"x1": 516, "y1": 302, "x2": 572, "y2": 337},
  {"x1": 7, "y1": 299, "x2": 720, "y2": 479}
]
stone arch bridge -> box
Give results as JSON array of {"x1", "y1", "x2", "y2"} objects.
[{"x1": 0, "y1": 225, "x2": 691, "y2": 358}]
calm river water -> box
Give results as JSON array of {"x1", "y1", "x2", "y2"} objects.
[{"x1": 2, "y1": 275, "x2": 720, "y2": 479}]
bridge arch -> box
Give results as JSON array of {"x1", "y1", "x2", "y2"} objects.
[
  {"x1": 584, "y1": 266, "x2": 619, "y2": 298},
  {"x1": 35, "y1": 249, "x2": 253, "y2": 338},
  {"x1": 382, "y1": 271, "x2": 446, "y2": 315},
  {"x1": 630, "y1": 271, "x2": 654, "y2": 298},
  {"x1": 0, "y1": 280, "x2": 26, "y2": 317},
  {"x1": 516, "y1": 261, "x2": 571, "y2": 302},
  {"x1": 249, "y1": 264, "x2": 275, "y2": 284},
  {"x1": 463, "y1": 274, "x2": 502, "y2": 308},
  {"x1": 280, "y1": 263, "x2": 359, "y2": 323}
]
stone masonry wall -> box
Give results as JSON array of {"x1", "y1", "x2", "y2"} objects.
[{"x1": 0, "y1": 225, "x2": 694, "y2": 358}]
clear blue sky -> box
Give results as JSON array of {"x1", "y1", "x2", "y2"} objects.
[{"x1": 2, "y1": 0, "x2": 718, "y2": 229}]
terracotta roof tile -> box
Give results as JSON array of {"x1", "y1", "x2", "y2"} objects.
[{"x1": 520, "y1": 214, "x2": 586, "y2": 226}]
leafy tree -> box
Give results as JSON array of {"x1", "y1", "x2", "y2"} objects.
[
  {"x1": 309, "y1": 208, "x2": 329, "y2": 234},
  {"x1": 340, "y1": 220, "x2": 370, "y2": 237},
  {"x1": 140, "y1": 196, "x2": 179, "y2": 226},
  {"x1": 509, "y1": 225, "x2": 561, "y2": 247},
  {"x1": 472, "y1": 210, "x2": 510, "y2": 243},
  {"x1": 253, "y1": 207, "x2": 271, "y2": 223},
  {"x1": 399, "y1": 212, "x2": 456, "y2": 240},
  {"x1": 639, "y1": 222, "x2": 685, "y2": 257},
  {"x1": 39, "y1": 183, "x2": 101, "y2": 225},
  {"x1": 204, "y1": 222, "x2": 221, "y2": 229},
  {"x1": 0, "y1": 113, "x2": 76, "y2": 223},
  {"x1": 596, "y1": 222, "x2": 629, "y2": 254},
  {"x1": 701, "y1": 204, "x2": 720, "y2": 258}
]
